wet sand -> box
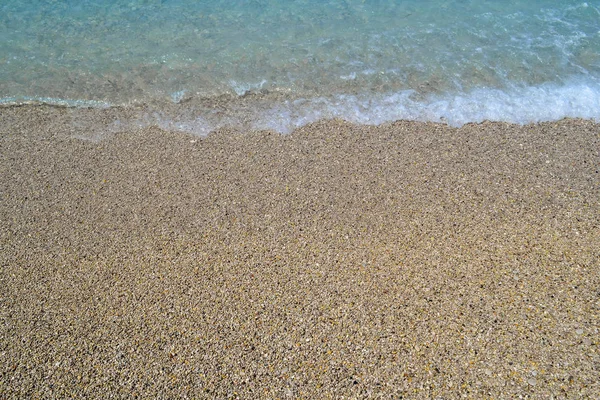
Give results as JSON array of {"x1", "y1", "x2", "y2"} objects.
[{"x1": 1, "y1": 106, "x2": 599, "y2": 398}]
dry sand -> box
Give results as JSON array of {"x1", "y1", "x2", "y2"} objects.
[{"x1": 1, "y1": 106, "x2": 599, "y2": 398}]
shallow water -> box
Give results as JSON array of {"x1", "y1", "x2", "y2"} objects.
[{"x1": 1, "y1": 0, "x2": 599, "y2": 133}]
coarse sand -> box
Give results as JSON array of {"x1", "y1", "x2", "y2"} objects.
[{"x1": 1, "y1": 106, "x2": 599, "y2": 398}]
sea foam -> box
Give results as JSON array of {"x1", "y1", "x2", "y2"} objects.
[
  {"x1": 2, "y1": 79, "x2": 599, "y2": 136},
  {"x1": 245, "y1": 79, "x2": 600, "y2": 133}
]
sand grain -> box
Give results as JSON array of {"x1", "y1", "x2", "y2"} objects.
[{"x1": 1, "y1": 107, "x2": 599, "y2": 398}]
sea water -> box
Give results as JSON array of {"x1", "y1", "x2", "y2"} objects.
[{"x1": 1, "y1": 0, "x2": 599, "y2": 133}]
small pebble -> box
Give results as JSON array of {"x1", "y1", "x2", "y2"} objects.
[{"x1": 3, "y1": 113, "x2": 598, "y2": 399}]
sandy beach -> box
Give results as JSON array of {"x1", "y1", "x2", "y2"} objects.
[{"x1": 1, "y1": 106, "x2": 599, "y2": 398}]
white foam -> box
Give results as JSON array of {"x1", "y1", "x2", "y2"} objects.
[
  {"x1": 123, "y1": 79, "x2": 600, "y2": 135},
  {"x1": 0, "y1": 96, "x2": 111, "y2": 108},
  {"x1": 4, "y1": 80, "x2": 600, "y2": 137},
  {"x1": 133, "y1": 112, "x2": 218, "y2": 137},
  {"x1": 229, "y1": 80, "x2": 268, "y2": 96},
  {"x1": 170, "y1": 90, "x2": 188, "y2": 104},
  {"x1": 245, "y1": 79, "x2": 600, "y2": 133}
]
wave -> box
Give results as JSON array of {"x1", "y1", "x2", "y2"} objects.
[{"x1": 2, "y1": 79, "x2": 599, "y2": 135}]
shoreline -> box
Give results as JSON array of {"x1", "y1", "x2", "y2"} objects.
[
  {"x1": 3, "y1": 81, "x2": 600, "y2": 136},
  {"x1": 1, "y1": 107, "x2": 599, "y2": 398}
]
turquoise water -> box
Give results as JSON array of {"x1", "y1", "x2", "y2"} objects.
[{"x1": 1, "y1": 0, "x2": 599, "y2": 133}]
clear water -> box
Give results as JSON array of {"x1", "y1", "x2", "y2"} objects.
[{"x1": 1, "y1": 0, "x2": 599, "y2": 133}]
